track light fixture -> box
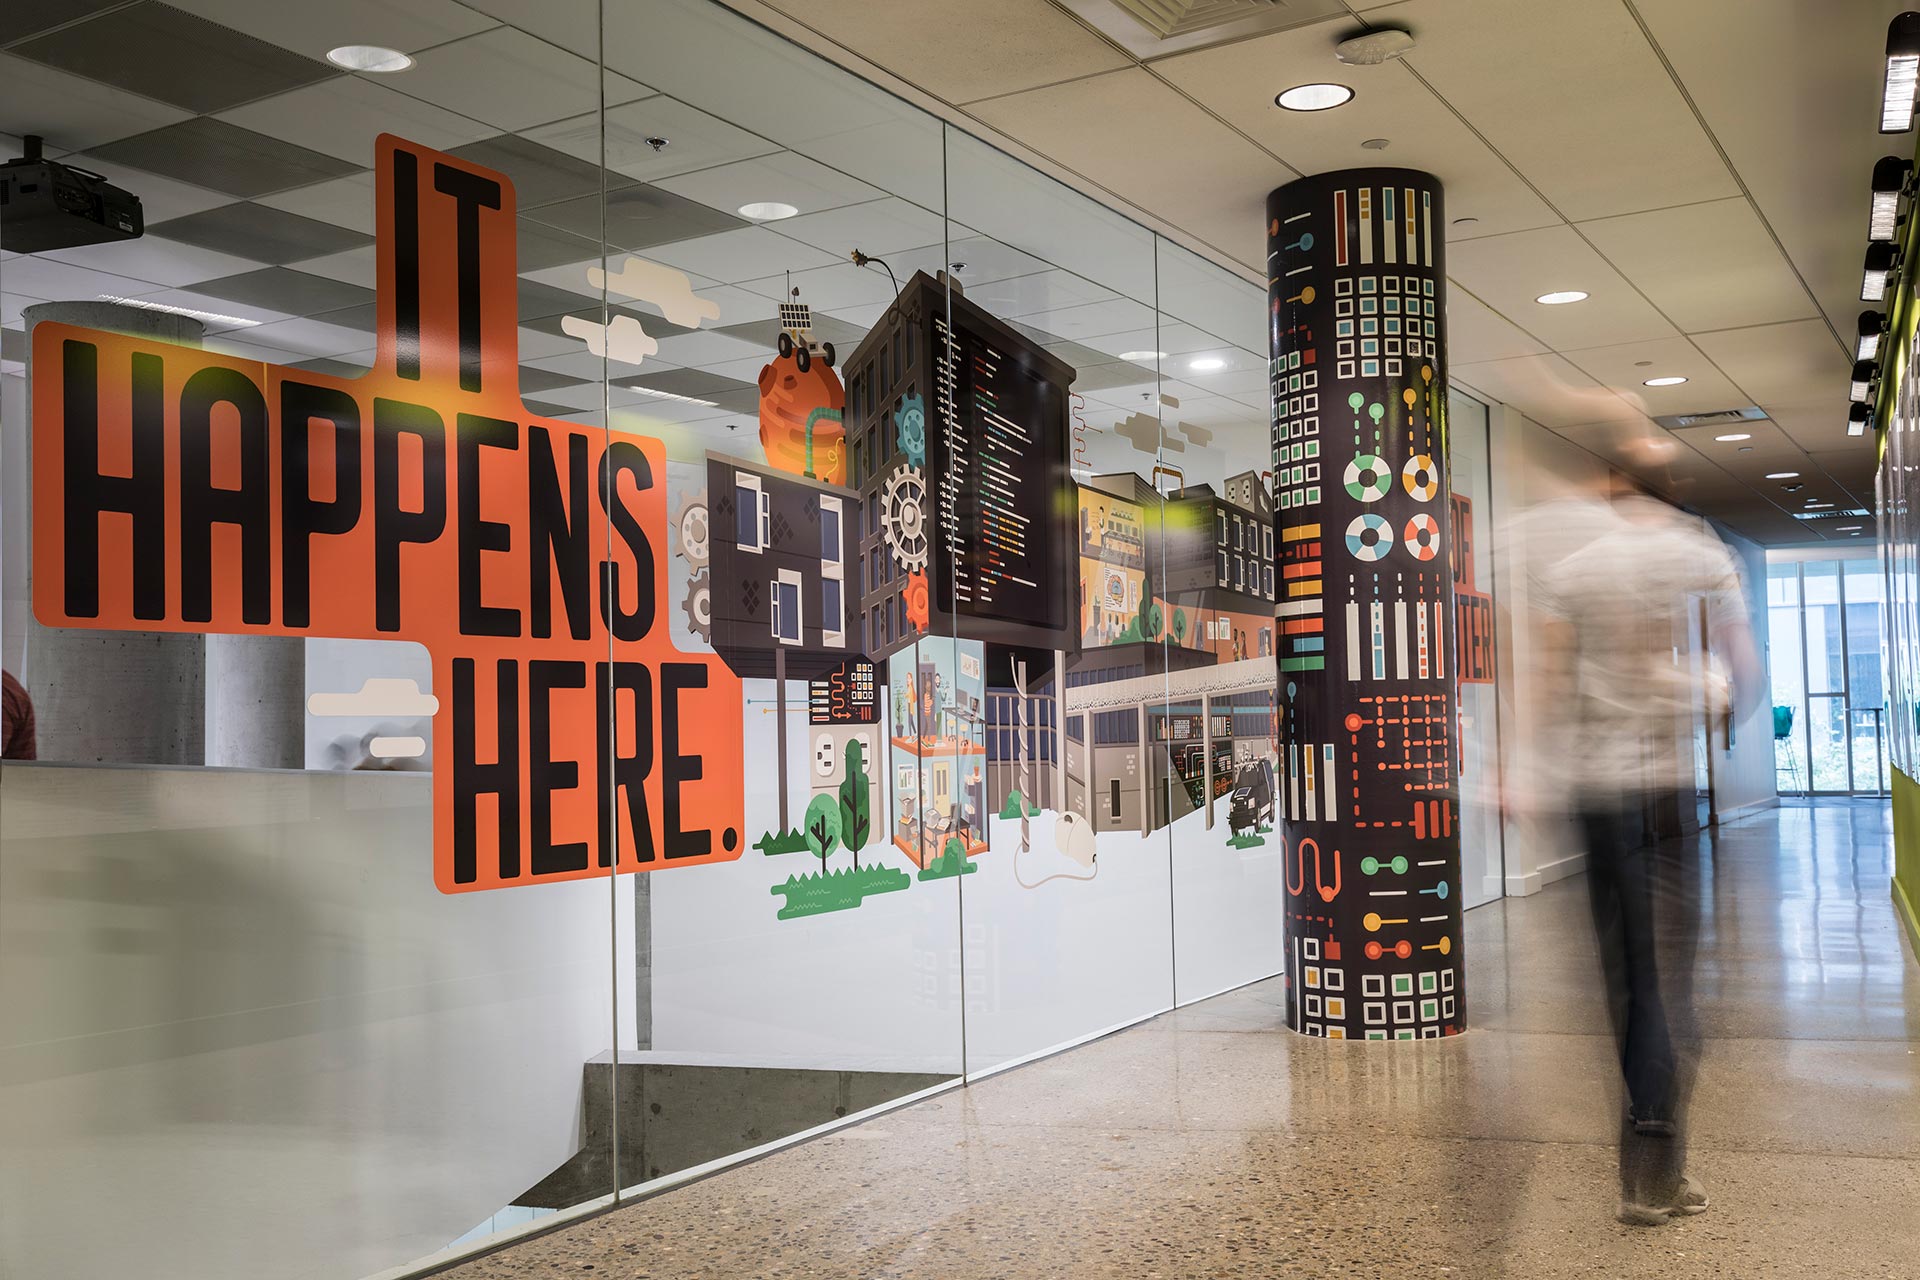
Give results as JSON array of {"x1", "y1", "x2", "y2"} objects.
[
  {"x1": 1864, "y1": 241, "x2": 1898, "y2": 301},
  {"x1": 1884, "y1": 13, "x2": 1920, "y2": 132},
  {"x1": 1850, "y1": 403, "x2": 1873, "y2": 437},
  {"x1": 1860, "y1": 310, "x2": 1888, "y2": 362},
  {"x1": 1851, "y1": 360, "x2": 1878, "y2": 403},
  {"x1": 1871, "y1": 156, "x2": 1914, "y2": 240}
]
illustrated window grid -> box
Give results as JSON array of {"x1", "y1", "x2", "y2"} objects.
[
  {"x1": 1323, "y1": 967, "x2": 1345, "y2": 991},
  {"x1": 1419, "y1": 972, "x2": 1439, "y2": 994},
  {"x1": 1325, "y1": 997, "x2": 1347, "y2": 1020},
  {"x1": 1336, "y1": 297, "x2": 1354, "y2": 318},
  {"x1": 1386, "y1": 358, "x2": 1402, "y2": 376},
  {"x1": 1441, "y1": 969, "x2": 1455, "y2": 991},
  {"x1": 1393, "y1": 1000, "x2": 1415, "y2": 1023},
  {"x1": 1363, "y1": 974, "x2": 1386, "y2": 998},
  {"x1": 1305, "y1": 965, "x2": 1321, "y2": 988},
  {"x1": 1391, "y1": 973, "x2": 1415, "y2": 997},
  {"x1": 1361, "y1": 358, "x2": 1380, "y2": 377},
  {"x1": 1364, "y1": 1001, "x2": 1387, "y2": 1026},
  {"x1": 1336, "y1": 278, "x2": 1354, "y2": 296},
  {"x1": 1303, "y1": 938, "x2": 1320, "y2": 960},
  {"x1": 1305, "y1": 993, "x2": 1322, "y2": 1017},
  {"x1": 1396, "y1": 1029, "x2": 1417, "y2": 1041},
  {"x1": 1421, "y1": 1026, "x2": 1442, "y2": 1039},
  {"x1": 1443, "y1": 994, "x2": 1456, "y2": 1019},
  {"x1": 1360, "y1": 276, "x2": 1378, "y2": 293},
  {"x1": 1337, "y1": 361, "x2": 1356, "y2": 379},
  {"x1": 1384, "y1": 276, "x2": 1399, "y2": 293}
]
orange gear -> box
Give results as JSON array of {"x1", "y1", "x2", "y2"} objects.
[{"x1": 904, "y1": 570, "x2": 930, "y2": 634}]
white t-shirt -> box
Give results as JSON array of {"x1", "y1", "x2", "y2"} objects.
[{"x1": 1518, "y1": 495, "x2": 1749, "y2": 800}]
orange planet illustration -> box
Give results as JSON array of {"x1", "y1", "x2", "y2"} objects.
[{"x1": 757, "y1": 349, "x2": 846, "y2": 485}]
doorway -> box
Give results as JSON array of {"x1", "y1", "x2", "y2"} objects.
[{"x1": 1767, "y1": 555, "x2": 1889, "y2": 796}]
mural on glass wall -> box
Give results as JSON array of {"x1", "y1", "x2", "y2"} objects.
[{"x1": 29, "y1": 133, "x2": 1286, "y2": 918}]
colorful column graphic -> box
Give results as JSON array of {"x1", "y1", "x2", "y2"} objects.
[{"x1": 1268, "y1": 169, "x2": 1462, "y2": 1040}]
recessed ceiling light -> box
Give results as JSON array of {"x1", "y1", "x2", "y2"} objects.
[
  {"x1": 1276, "y1": 83, "x2": 1354, "y2": 112},
  {"x1": 625, "y1": 385, "x2": 718, "y2": 408},
  {"x1": 1714, "y1": 432, "x2": 1752, "y2": 442},
  {"x1": 1837, "y1": 524, "x2": 1864, "y2": 531},
  {"x1": 1360, "y1": 137, "x2": 1391, "y2": 151},
  {"x1": 1453, "y1": 216, "x2": 1479, "y2": 227},
  {"x1": 1808, "y1": 500, "x2": 1834, "y2": 508},
  {"x1": 1188, "y1": 356, "x2": 1228, "y2": 372},
  {"x1": 1536, "y1": 290, "x2": 1588, "y2": 305},
  {"x1": 1117, "y1": 350, "x2": 1166, "y2": 362},
  {"x1": 1765, "y1": 471, "x2": 1800, "y2": 480},
  {"x1": 737, "y1": 201, "x2": 798, "y2": 221},
  {"x1": 326, "y1": 45, "x2": 414, "y2": 72},
  {"x1": 1643, "y1": 376, "x2": 1688, "y2": 387}
]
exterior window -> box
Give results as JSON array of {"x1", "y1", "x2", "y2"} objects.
[
  {"x1": 820, "y1": 495, "x2": 845, "y2": 647},
  {"x1": 1233, "y1": 513, "x2": 1243, "y2": 550},
  {"x1": 771, "y1": 568, "x2": 803, "y2": 645},
  {"x1": 1217, "y1": 511, "x2": 1227, "y2": 545},
  {"x1": 1234, "y1": 555, "x2": 1244, "y2": 590},
  {"x1": 1263, "y1": 524, "x2": 1274, "y2": 559},
  {"x1": 1109, "y1": 778, "x2": 1122, "y2": 819},
  {"x1": 735, "y1": 471, "x2": 768, "y2": 554},
  {"x1": 1265, "y1": 564, "x2": 1275, "y2": 598},
  {"x1": 1217, "y1": 550, "x2": 1229, "y2": 587}
]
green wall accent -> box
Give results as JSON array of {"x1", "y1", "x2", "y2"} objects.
[{"x1": 1892, "y1": 767, "x2": 1920, "y2": 959}]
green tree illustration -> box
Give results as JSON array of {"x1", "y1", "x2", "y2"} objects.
[
  {"x1": 838, "y1": 738, "x2": 872, "y2": 870},
  {"x1": 1172, "y1": 607, "x2": 1188, "y2": 646},
  {"x1": 803, "y1": 793, "x2": 841, "y2": 876}
]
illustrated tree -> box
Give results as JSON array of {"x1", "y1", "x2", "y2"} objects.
[
  {"x1": 803, "y1": 793, "x2": 841, "y2": 877},
  {"x1": 838, "y1": 738, "x2": 872, "y2": 870},
  {"x1": 1172, "y1": 607, "x2": 1187, "y2": 646}
]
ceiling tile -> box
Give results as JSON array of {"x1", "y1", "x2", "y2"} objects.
[
  {"x1": 35, "y1": 234, "x2": 261, "y2": 289},
  {"x1": 1155, "y1": 20, "x2": 1559, "y2": 242},
  {"x1": 526, "y1": 96, "x2": 785, "y2": 187},
  {"x1": 1762, "y1": 400, "x2": 1860, "y2": 455},
  {"x1": 292, "y1": 247, "x2": 377, "y2": 289},
  {"x1": 167, "y1": 0, "x2": 496, "y2": 61},
  {"x1": 644, "y1": 226, "x2": 841, "y2": 286},
  {"x1": 969, "y1": 69, "x2": 1293, "y2": 275},
  {"x1": 88, "y1": 117, "x2": 363, "y2": 198},
  {"x1": 1446, "y1": 288, "x2": 1550, "y2": 364},
  {"x1": 754, "y1": 0, "x2": 1130, "y2": 105},
  {"x1": 257, "y1": 174, "x2": 377, "y2": 235},
  {"x1": 187, "y1": 267, "x2": 374, "y2": 316},
  {"x1": 1559, "y1": 337, "x2": 1749, "y2": 415},
  {"x1": 651, "y1": 150, "x2": 883, "y2": 220},
  {"x1": 0, "y1": 52, "x2": 191, "y2": 153},
  {"x1": 0, "y1": 0, "x2": 124, "y2": 45},
  {"x1": 1578, "y1": 198, "x2": 1817, "y2": 333},
  {"x1": 736, "y1": 263, "x2": 904, "y2": 315},
  {"x1": 11, "y1": 1, "x2": 337, "y2": 114},
  {"x1": 1446, "y1": 224, "x2": 1678, "y2": 349},
  {"x1": 239, "y1": 315, "x2": 370, "y2": 359},
  {"x1": 46, "y1": 154, "x2": 232, "y2": 224},
  {"x1": 0, "y1": 256, "x2": 166, "y2": 305},
  {"x1": 399, "y1": 28, "x2": 648, "y2": 132},
  {"x1": 149, "y1": 203, "x2": 372, "y2": 265},
  {"x1": 1389, "y1": 0, "x2": 1739, "y2": 220},
  {"x1": 1451, "y1": 352, "x2": 1640, "y2": 428},
  {"x1": 446, "y1": 134, "x2": 615, "y2": 209},
  {"x1": 769, "y1": 198, "x2": 946, "y2": 260},
  {"x1": 1692, "y1": 319, "x2": 1849, "y2": 408},
  {"x1": 218, "y1": 77, "x2": 495, "y2": 169},
  {"x1": 1008, "y1": 296, "x2": 1157, "y2": 342},
  {"x1": 520, "y1": 185, "x2": 749, "y2": 252}
]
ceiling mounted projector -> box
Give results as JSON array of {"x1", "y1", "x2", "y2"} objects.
[
  {"x1": 1335, "y1": 27, "x2": 1416, "y2": 65},
  {"x1": 0, "y1": 135, "x2": 142, "y2": 252}
]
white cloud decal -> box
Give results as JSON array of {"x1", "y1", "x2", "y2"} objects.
[
  {"x1": 307, "y1": 678, "x2": 439, "y2": 718},
  {"x1": 561, "y1": 313, "x2": 658, "y2": 366},
  {"x1": 590, "y1": 257, "x2": 722, "y2": 329}
]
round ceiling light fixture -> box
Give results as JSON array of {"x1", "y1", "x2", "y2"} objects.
[
  {"x1": 1276, "y1": 83, "x2": 1355, "y2": 112},
  {"x1": 1334, "y1": 27, "x2": 1416, "y2": 65},
  {"x1": 1117, "y1": 350, "x2": 1166, "y2": 362},
  {"x1": 1188, "y1": 356, "x2": 1228, "y2": 372},
  {"x1": 1765, "y1": 471, "x2": 1800, "y2": 480},
  {"x1": 737, "y1": 201, "x2": 799, "y2": 221},
  {"x1": 1714, "y1": 432, "x2": 1753, "y2": 442},
  {"x1": 1643, "y1": 376, "x2": 1688, "y2": 387},
  {"x1": 326, "y1": 44, "x2": 414, "y2": 72},
  {"x1": 1536, "y1": 290, "x2": 1588, "y2": 305}
]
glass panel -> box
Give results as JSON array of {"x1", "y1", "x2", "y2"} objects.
[
  {"x1": 1767, "y1": 562, "x2": 1809, "y2": 792},
  {"x1": 1448, "y1": 390, "x2": 1504, "y2": 908},
  {"x1": 1802, "y1": 560, "x2": 1845, "y2": 693},
  {"x1": 1808, "y1": 694, "x2": 1853, "y2": 792},
  {"x1": 940, "y1": 123, "x2": 1177, "y2": 1071}
]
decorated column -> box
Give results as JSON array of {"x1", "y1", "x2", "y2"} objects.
[{"x1": 1268, "y1": 169, "x2": 1463, "y2": 1039}]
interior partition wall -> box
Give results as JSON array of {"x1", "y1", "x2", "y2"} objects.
[{"x1": 0, "y1": 1, "x2": 1485, "y2": 1275}]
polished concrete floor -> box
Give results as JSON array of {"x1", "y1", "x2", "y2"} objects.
[{"x1": 449, "y1": 800, "x2": 1920, "y2": 1278}]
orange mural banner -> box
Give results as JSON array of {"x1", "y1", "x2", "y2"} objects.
[{"x1": 30, "y1": 135, "x2": 746, "y2": 893}]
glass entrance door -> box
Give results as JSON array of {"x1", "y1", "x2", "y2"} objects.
[{"x1": 1768, "y1": 557, "x2": 1889, "y2": 795}]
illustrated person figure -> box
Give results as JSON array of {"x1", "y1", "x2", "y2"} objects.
[
  {"x1": 1511, "y1": 447, "x2": 1760, "y2": 1227},
  {"x1": 2, "y1": 669, "x2": 35, "y2": 760}
]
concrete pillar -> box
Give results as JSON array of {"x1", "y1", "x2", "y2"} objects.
[
  {"x1": 1269, "y1": 170, "x2": 1464, "y2": 1039},
  {"x1": 205, "y1": 634, "x2": 307, "y2": 769},
  {"x1": 19, "y1": 302, "x2": 208, "y2": 765}
]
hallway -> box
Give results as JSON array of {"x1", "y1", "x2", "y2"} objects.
[{"x1": 449, "y1": 800, "x2": 1920, "y2": 1279}]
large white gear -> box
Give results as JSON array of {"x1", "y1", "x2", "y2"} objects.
[
  {"x1": 681, "y1": 568, "x2": 712, "y2": 641},
  {"x1": 674, "y1": 493, "x2": 710, "y2": 567},
  {"x1": 882, "y1": 465, "x2": 930, "y2": 573}
]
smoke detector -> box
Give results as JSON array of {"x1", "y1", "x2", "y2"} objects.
[{"x1": 1335, "y1": 27, "x2": 1416, "y2": 64}]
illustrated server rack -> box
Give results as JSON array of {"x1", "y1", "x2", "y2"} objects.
[{"x1": 841, "y1": 270, "x2": 1080, "y2": 663}]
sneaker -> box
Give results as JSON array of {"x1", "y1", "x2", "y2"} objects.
[
  {"x1": 1668, "y1": 1174, "x2": 1709, "y2": 1216},
  {"x1": 1617, "y1": 1200, "x2": 1672, "y2": 1228}
]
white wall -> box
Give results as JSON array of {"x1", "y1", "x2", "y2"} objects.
[
  {"x1": 0, "y1": 764, "x2": 615, "y2": 1280},
  {"x1": 1711, "y1": 525, "x2": 1781, "y2": 818}
]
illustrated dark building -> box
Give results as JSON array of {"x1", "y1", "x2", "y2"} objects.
[
  {"x1": 705, "y1": 453, "x2": 860, "y2": 681},
  {"x1": 842, "y1": 271, "x2": 1080, "y2": 660},
  {"x1": 1165, "y1": 478, "x2": 1277, "y2": 615}
]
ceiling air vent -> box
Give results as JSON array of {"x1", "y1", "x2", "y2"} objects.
[
  {"x1": 1064, "y1": 0, "x2": 1347, "y2": 56},
  {"x1": 1653, "y1": 406, "x2": 1766, "y2": 429},
  {"x1": 1791, "y1": 508, "x2": 1872, "y2": 520}
]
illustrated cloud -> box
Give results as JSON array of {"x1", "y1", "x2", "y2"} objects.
[
  {"x1": 562, "y1": 313, "x2": 658, "y2": 366},
  {"x1": 307, "y1": 678, "x2": 440, "y2": 718},
  {"x1": 1177, "y1": 420, "x2": 1214, "y2": 448},
  {"x1": 1115, "y1": 411, "x2": 1183, "y2": 455},
  {"x1": 590, "y1": 256, "x2": 723, "y2": 329}
]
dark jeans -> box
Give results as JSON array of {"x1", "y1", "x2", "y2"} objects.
[{"x1": 1579, "y1": 798, "x2": 1692, "y2": 1204}]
